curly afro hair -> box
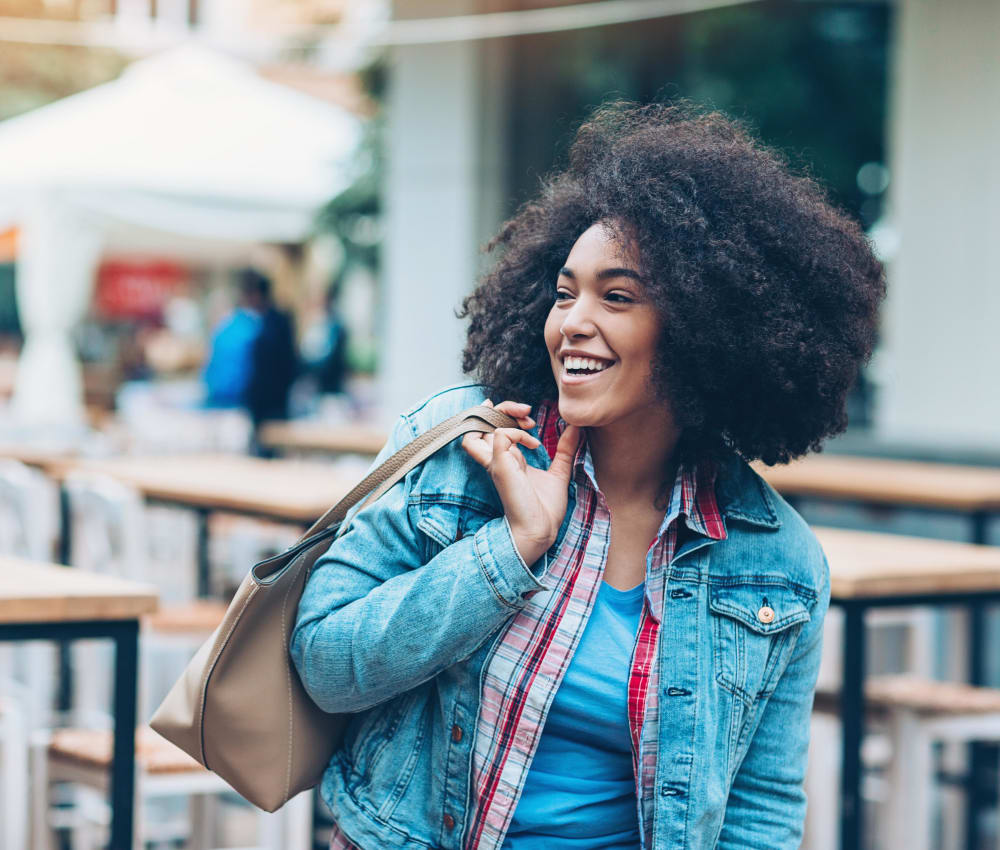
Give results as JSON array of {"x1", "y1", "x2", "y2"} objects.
[{"x1": 460, "y1": 99, "x2": 887, "y2": 467}]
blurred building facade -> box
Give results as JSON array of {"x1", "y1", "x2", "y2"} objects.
[
  {"x1": 879, "y1": 0, "x2": 1000, "y2": 453},
  {"x1": 1, "y1": 0, "x2": 997, "y2": 456},
  {"x1": 376, "y1": 0, "x2": 1000, "y2": 459}
]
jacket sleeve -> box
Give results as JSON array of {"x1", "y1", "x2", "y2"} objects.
[
  {"x1": 716, "y1": 551, "x2": 831, "y2": 849},
  {"x1": 290, "y1": 413, "x2": 550, "y2": 714}
]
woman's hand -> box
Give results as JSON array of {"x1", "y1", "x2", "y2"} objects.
[{"x1": 462, "y1": 399, "x2": 581, "y2": 566}]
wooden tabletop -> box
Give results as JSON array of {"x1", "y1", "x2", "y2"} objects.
[
  {"x1": 256, "y1": 420, "x2": 388, "y2": 456},
  {"x1": 0, "y1": 443, "x2": 77, "y2": 473},
  {"x1": 0, "y1": 557, "x2": 158, "y2": 624},
  {"x1": 49, "y1": 454, "x2": 355, "y2": 524},
  {"x1": 816, "y1": 526, "x2": 1000, "y2": 600},
  {"x1": 753, "y1": 455, "x2": 1000, "y2": 512}
]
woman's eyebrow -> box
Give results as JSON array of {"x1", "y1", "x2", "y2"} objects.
[{"x1": 558, "y1": 266, "x2": 643, "y2": 281}]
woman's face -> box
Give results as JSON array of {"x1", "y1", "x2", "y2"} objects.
[{"x1": 543, "y1": 221, "x2": 668, "y2": 429}]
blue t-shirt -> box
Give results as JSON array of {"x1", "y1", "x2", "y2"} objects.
[{"x1": 502, "y1": 579, "x2": 644, "y2": 848}]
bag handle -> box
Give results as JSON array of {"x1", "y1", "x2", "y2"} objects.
[{"x1": 299, "y1": 404, "x2": 519, "y2": 541}]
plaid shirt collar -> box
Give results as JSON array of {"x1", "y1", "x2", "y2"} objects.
[{"x1": 538, "y1": 399, "x2": 727, "y2": 588}]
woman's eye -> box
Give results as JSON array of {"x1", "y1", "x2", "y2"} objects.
[
  {"x1": 554, "y1": 290, "x2": 573, "y2": 301},
  {"x1": 606, "y1": 292, "x2": 634, "y2": 304}
]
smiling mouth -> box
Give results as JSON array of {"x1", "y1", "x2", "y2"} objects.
[
  {"x1": 560, "y1": 355, "x2": 616, "y2": 383},
  {"x1": 562, "y1": 355, "x2": 614, "y2": 375}
]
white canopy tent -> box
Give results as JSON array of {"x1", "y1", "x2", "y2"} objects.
[{"x1": 0, "y1": 44, "x2": 361, "y2": 427}]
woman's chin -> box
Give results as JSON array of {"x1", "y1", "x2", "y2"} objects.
[{"x1": 555, "y1": 400, "x2": 601, "y2": 428}]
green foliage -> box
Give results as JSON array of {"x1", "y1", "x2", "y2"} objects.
[{"x1": 314, "y1": 59, "x2": 385, "y2": 271}]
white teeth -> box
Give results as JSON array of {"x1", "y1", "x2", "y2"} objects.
[{"x1": 564, "y1": 356, "x2": 610, "y2": 373}]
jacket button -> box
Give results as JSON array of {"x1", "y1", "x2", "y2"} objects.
[
  {"x1": 443, "y1": 813, "x2": 455, "y2": 830},
  {"x1": 757, "y1": 605, "x2": 775, "y2": 624},
  {"x1": 451, "y1": 724, "x2": 463, "y2": 742}
]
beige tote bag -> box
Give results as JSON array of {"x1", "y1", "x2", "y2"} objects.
[{"x1": 150, "y1": 404, "x2": 517, "y2": 812}]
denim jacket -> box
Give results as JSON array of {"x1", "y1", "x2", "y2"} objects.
[{"x1": 291, "y1": 383, "x2": 830, "y2": 850}]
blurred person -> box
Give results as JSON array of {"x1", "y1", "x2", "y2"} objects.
[
  {"x1": 301, "y1": 275, "x2": 351, "y2": 398},
  {"x1": 203, "y1": 269, "x2": 298, "y2": 452},
  {"x1": 315, "y1": 280, "x2": 350, "y2": 396},
  {"x1": 292, "y1": 100, "x2": 886, "y2": 849},
  {"x1": 202, "y1": 283, "x2": 262, "y2": 409},
  {"x1": 238, "y1": 268, "x2": 299, "y2": 452}
]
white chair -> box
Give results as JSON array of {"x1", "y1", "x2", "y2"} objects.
[
  {"x1": 33, "y1": 473, "x2": 310, "y2": 849},
  {"x1": 0, "y1": 459, "x2": 59, "y2": 561},
  {"x1": 807, "y1": 673, "x2": 1000, "y2": 850},
  {"x1": 804, "y1": 604, "x2": 939, "y2": 850},
  {"x1": 209, "y1": 513, "x2": 301, "y2": 598},
  {"x1": 29, "y1": 726, "x2": 312, "y2": 850},
  {"x1": 63, "y1": 472, "x2": 218, "y2": 718},
  {"x1": 116, "y1": 383, "x2": 253, "y2": 455},
  {"x1": 0, "y1": 460, "x2": 61, "y2": 723},
  {"x1": 875, "y1": 675, "x2": 1000, "y2": 850},
  {"x1": 0, "y1": 691, "x2": 29, "y2": 850}
]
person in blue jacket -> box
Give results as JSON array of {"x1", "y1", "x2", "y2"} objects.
[{"x1": 293, "y1": 99, "x2": 887, "y2": 849}]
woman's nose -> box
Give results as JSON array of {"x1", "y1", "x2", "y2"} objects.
[{"x1": 560, "y1": 296, "x2": 597, "y2": 339}]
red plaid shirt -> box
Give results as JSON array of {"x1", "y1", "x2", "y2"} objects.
[{"x1": 330, "y1": 401, "x2": 726, "y2": 849}]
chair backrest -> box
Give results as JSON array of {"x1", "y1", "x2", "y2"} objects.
[
  {"x1": 63, "y1": 472, "x2": 148, "y2": 582},
  {"x1": 117, "y1": 382, "x2": 252, "y2": 454},
  {"x1": 0, "y1": 459, "x2": 58, "y2": 562},
  {"x1": 62, "y1": 474, "x2": 150, "y2": 726}
]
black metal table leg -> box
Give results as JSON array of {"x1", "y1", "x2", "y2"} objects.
[
  {"x1": 841, "y1": 601, "x2": 866, "y2": 850},
  {"x1": 109, "y1": 619, "x2": 139, "y2": 850},
  {"x1": 966, "y1": 511, "x2": 992, "y2": 850},
  {"x1": 57, "y1": 485, "x2": 73, "y2": 712},
  {"x1": 196, "y1": 508, "x2": 211, "y2": 597},
  {"x1": 0, "y1": 620, "x2": 142, "y2": 850}
]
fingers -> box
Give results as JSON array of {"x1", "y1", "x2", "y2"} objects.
[
  {"x1": 461, "y1": 431, "x2": 492, "y2": 468},
  {"x1": 488, "y1": 427, "x2": 537, "y2": 478},
  {"x1": 491, "y1": 426, "x2": 540, "y2": 455},
  {"x1": 484, "y1": 398, "x2": 535, "y2": 431},
  {"x1": 461, "y1": 425, "x2": 540, "y2": 470},
  {"x1": 547, "y1": 424, "x2": 582, "y2": 482}
]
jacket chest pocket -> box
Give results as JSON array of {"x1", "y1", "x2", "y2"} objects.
[
  {"x1": 412, "y1": 497, "x2": 500, "y2": 562},
  {"x1": 709, "y1": 581, "x2": 813, "y2": 709}
]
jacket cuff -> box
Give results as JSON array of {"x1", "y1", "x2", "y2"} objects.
[{"x1": 473, "y1": 516, "x2": 549, "y2": 608}]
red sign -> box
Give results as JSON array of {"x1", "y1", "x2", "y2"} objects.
[{"x1": 94, "y1": 259, "x2": 188, "y2": 321}]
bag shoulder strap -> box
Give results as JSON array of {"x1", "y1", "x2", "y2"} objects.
[{"x1": 300, "y1": 404, "x2": 518, "y2": 541}]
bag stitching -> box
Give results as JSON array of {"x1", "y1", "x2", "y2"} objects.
[
  {"x1": 280, "y1": 553, "x2": 304, "y2": 804},
  {"x1": 198, "y1": 582, "x2": 258, "y2": 767}
]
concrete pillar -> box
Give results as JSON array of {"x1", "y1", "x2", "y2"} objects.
[
  {"x1": 877, "y1": 0, "x2": 1000, "y2": 449},
  {"x1": 378, "y1": 2, "x2": 509, "y2": 423}
]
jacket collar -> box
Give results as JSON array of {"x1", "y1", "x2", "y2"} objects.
[{"x1": 712, "y1": 449, "x2": 782, "y2": 530}]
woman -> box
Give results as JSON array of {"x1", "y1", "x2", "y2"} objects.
[{"x1": 292, "y1": 100, "x2": 886, "y2": 849}]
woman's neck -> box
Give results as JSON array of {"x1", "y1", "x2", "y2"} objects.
[{"x1": 585, "y1": 403, "x2": 681, "y2": 509}]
